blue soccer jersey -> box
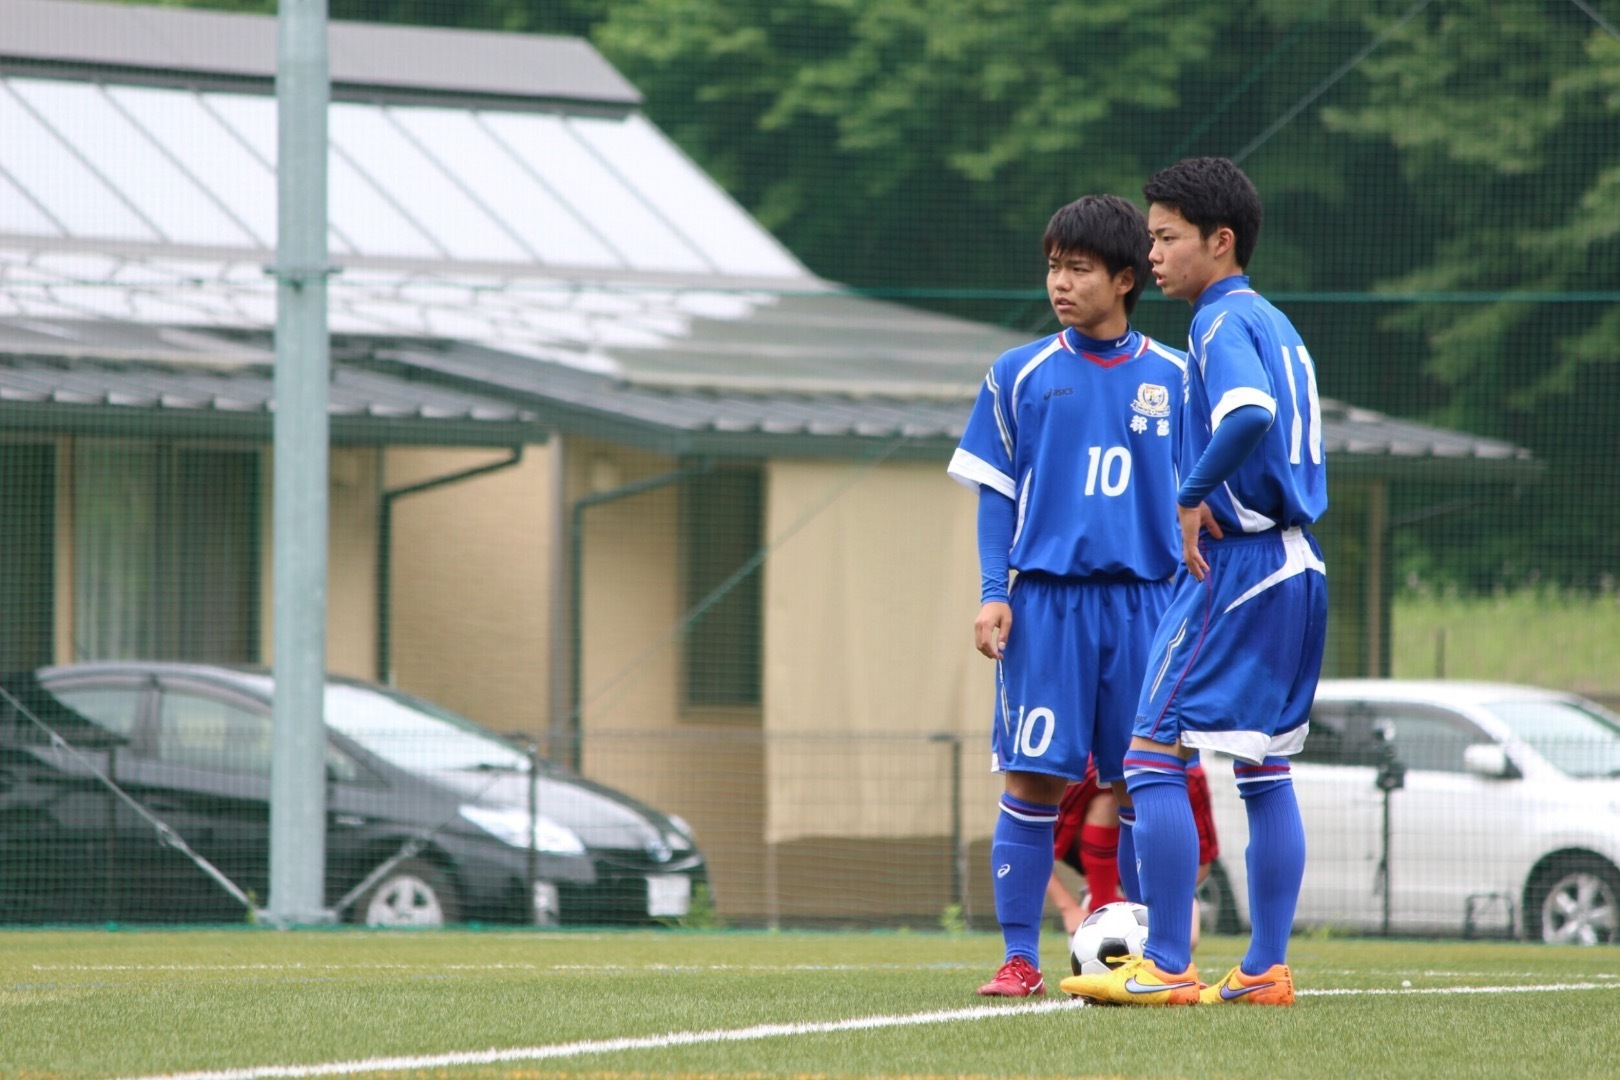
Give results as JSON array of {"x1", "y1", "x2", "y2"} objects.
[
  {"x1": 1182, "y1": 276, "x2": 1328, "y2": 534},
  {"x1": 948, "y1": 328, "x2": 1187, "y2": 582}
]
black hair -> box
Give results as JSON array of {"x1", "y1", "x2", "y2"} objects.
[
  {"x1": 1042, "y1": 194, "x2": 1151, "y2": 315},
  {"x1": 1142, "y1": 157, "x2": 1263, "y2": 270}
]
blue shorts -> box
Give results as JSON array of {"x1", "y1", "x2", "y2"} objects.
[
  {"x1": 993, "y1": 573, "x2": 1172, "y2": 784},
  {"x1": 1134, "y1": 527, "x2": 1328, "y2": 765}
]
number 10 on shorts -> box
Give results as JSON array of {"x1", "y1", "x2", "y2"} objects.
[{"x1": 1011, "y1": 705, "x2": 1055, "y2": 758}]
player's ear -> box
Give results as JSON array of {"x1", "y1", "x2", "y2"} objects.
[
  {"x1": 1115, "y1": 266, "x2": 1135, "y2": 297},
  {"x1": 1211, "y1": 226, "x2": 1237, "y2": 262}
]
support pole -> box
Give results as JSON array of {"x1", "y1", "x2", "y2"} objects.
[{"x1": 268, "y1": 0, "x2": 333, "y2": 925}]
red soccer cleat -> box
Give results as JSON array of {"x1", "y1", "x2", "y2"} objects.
[{"x1": 977, "y1": 956, "x2": 1046, "y2": 997}]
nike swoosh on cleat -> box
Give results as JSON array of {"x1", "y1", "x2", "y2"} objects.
[
  {"x1": 1125, "y1": 976, "x2": 1197, "y2": 994},
  {"x1": 1219, "y1": 981, "x2": 1275, "y2": 1000}
]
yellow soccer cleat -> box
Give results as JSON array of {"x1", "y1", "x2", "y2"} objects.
[
  {"x1": 1058, "y1": 955, "x2": 1201, "y2": 1006},
  {"x1": 1198, "y1": 963, "x2": 1295, "y2": 1006}
]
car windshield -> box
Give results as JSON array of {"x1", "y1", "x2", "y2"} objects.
[
  {"x1": 323, "y1": 683, "x2": 529, "y2": 773},
  {"x1": 1483, "y1": 697, "x2": 1620, "y2": 779}
]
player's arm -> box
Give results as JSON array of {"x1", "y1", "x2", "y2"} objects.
[
  {"x1": 974, "y1": 487, "x2": 1016, "y2": 658},
  {"x1": 1047, "y1": 871, "x2": 1087, "y2": 936},
  {"x1": 1175, "y1": 404, "x2": 1269, "y2": 579}
]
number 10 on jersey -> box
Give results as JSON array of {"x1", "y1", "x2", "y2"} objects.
[{"x1": 1084, "y1": 445, "x2": 1131, "y2": 496}]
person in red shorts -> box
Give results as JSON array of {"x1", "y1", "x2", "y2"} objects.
[{"x1": 1049, "y1": 756, "x2": 1219, "y2": 947}]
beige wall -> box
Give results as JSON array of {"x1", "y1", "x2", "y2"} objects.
[
  {"x1": 564, "y1": 438, "x2": 768, "y2": 916},
  {"x1": 761, "y1": 458, "x2": 1000, "y2": 846},
  {"x1": 326, "y1": 447, "x2": 381, "y2": 679},
  {"x1": 257, "y1": 445, "x2": 381, "y2": 680},
  {"x1": 383, "y1": 444, "x2": 553, "y2": 738}
]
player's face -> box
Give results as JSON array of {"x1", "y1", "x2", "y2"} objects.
[
  {"x1": 1147, "y1": 204, "x2": 1223, "y2": 303},
  {"x1": 1046, "y1": 249, "x2": 1131, "y2": 337}
]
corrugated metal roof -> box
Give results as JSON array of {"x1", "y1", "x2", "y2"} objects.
[
  {"x1": 0, "y1": 313, "x2": 1540, "y2": 475},
  {"x1": 0, "y1": 0, "x2": 639, "y2": 107},
  {"x1": 374, "y1": 339, "x2": 1539, "y2": 478},
  {"x1": 0, "y1": 353, "x2": 543, "y2": 447}
]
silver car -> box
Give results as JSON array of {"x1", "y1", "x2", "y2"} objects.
[{"x1": 1200, "y1": 680, "x2": 1620, "y2": 945}]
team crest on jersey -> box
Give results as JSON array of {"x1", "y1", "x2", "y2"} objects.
[{"x1": 1130, "y1": 383, "x2": 1172, "y2": 418}]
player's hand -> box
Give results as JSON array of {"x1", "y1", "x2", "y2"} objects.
[
  {"x1": 1179, "y1": 502, "x2": 1221, "y2": 581},
  {"x1": 975, "y1": 601, "x2": 1012, "y2": 659}
]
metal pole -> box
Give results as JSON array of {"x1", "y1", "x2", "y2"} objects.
[
  {"x1": 931, "y1": 732, "x2": 964, "y2": 922},
  {"x1": 268, "y1": 0, "x2": 332, "y2": 925}
]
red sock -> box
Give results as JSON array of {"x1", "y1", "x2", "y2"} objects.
[{"x1": 1079, "y1": 823, "x2": 1122, "y2": 908}]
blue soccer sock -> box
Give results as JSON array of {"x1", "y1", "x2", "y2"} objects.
[
  {"x1": 990, "y1": 793, "x2": 1059, "y2": 965},
  {"x1": 1124, "y1": 750, "x2": 1198, "y2": 974},
  {"x1": 1236, "y1": 757, "x2": 1305, "y2": 974},
  {"x1": 1115, "y1": 805, "x2": 1141, "y2": 903}
]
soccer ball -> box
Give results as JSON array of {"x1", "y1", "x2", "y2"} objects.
[{"x1": 1069, "y1": 901, "x2": 1149, "y2": 976}]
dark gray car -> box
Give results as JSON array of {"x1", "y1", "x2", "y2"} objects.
[{"x1": 0, "y1": 662, "x2": 706, "y2": 926}]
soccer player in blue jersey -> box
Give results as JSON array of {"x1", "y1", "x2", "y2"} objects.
[
  {"x1": 1061, "y1": 158, "x2": 1328, "y2": 1007},
  {"x1": 948, "y1": 194, "x2": 1187, "y2": 997}
]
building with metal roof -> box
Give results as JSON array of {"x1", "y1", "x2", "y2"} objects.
[{"x1": 0, "y1": 0, "x2": 1540, "y2": 927}]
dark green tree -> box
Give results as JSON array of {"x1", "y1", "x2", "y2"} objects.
[
  {"x1": 1318, "y1": 0, "x2": 1620, "y2": 587},
  {"x1": 593, "y1": 0, "x2": 1225, "y2": 302}
]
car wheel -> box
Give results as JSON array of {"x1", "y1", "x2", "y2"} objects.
[
  {"x1": 357, "y1": 859, "x2": 461, "y2": 928},
  {"x1": 1526, "y1": 854, "x2": 1620, "y2": 945},
  {"x1": 1197, "y1": 859, "x2": 1241, "y2": 936}
]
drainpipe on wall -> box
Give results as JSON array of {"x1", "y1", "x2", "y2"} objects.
[
  {"x1": 564, "y1": 459, "x2": 713, "y2": 771},
  {"x1": 375, "y1": 447, "x2": 524, "y2": 686}
]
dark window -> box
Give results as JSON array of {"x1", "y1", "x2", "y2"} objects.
[
  {"x1": 1299, "y1": 702, "x2": 1384, "y2": 767},
  {"x1": 74, "y1": 443, "x2": 261, "y2": 663},
  {"x1": 158, "y1": 691, "x2": 271, "y2": 775},
  {"x1": 1297, "y1": 703, "x2": 1353, "y2": 765},
  {"x1": 50, "y1": 686, "x2": 143, "y2": 741},
  {"x1": 1373, "y1": 706, "x2": 1488, "y2": 774},
  {"x1": 0, "y1": 444, "x2": 55, "y2": 674},
  {"x1": 681, "y1": 467, "x2": 763, "y2": 708}
]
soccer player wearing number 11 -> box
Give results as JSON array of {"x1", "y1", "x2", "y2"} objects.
[
  {"x1": 1061, "y1": 157, "x2": 1329, "y2": 1008},
  {"x1": 948, "y1": 194, "x2": 1186, "y2": 998}
]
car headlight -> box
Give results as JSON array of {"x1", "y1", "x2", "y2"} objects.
[
  {"x1": 667, "y1": 814, "x2": 695, "y2": 847},
  {"x1": 459, "y1": 805, "x2": 586, "y2": 855}
]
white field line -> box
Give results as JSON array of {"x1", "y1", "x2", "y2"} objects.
[
  {"x1": 116, "y1": 999, "x2": 1081, "y2": 1080},
  {"x1": 34, "y1": 962, "x2": 976, "y2": 973},
  {"x1": 118, "y1": 980, "x2": 1620, "y2": 1080},
  {"x1": 1300, "y1": 981, "x2": 1620, "y2": 996}
]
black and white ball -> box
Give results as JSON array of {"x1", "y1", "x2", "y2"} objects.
[{"x1": 1069, "y1": 901, "x2": 1149, "y2": 976}]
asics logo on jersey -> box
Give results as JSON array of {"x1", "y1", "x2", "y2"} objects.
[
  {"x1": 1126, "y1": 975, "x2": 1198, "y2": 994},
  {"x1": 996, "y1": 864, "x2": 1012, "y2": 878},
  {"x1": 1219, "y1": 980, "x2": 1275, "y2": 1001},
  {"x1": 1043, "y1": 387, "x2": 1073, "y2": 400}
]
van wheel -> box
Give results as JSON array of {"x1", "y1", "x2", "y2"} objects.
[
  {"x1": 356, "y1": 859, "x2": 461, "y2": 927},
  {"x1": 1526, "y1": 855, "x2": 1619, "y2": 945}
]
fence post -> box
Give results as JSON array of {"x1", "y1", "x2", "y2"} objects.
[{"x1": 931, "y1": 732, "x2": 965, "y2": 926}]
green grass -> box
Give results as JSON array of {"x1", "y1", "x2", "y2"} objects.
[
  {"x1": 1393, "y1": 589, "x2": 1620, "y2": 699},
  {"x1": 3, "y1": 928, "x2": 1619, "y2": 1079}
]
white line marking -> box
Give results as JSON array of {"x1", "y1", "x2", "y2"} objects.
[
  {"x1": 1301, "y1": 981, "x2": 1620, "y2": 997},
  {"x1": 118, "y1": 981, "x2": 1620, "y2": 1080},
  {"x1": 118, "y1": 999, "x2": 1084, "y2": 1080}
]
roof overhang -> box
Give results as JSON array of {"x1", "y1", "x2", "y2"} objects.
[
  {"x1": 0, "y1": 349, "x2": 547, "y2": 448},
  {"x1": 0, "y1": 0, "x2": 640, "y2": 111}
]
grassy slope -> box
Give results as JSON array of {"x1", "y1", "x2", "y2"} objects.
[
  {"x1": 3, "y1": 928, "x2": 1618, "y2": 1079},
  {"x1": 1392, "y1": 591, "x2": 1620, "y2": 699}
]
